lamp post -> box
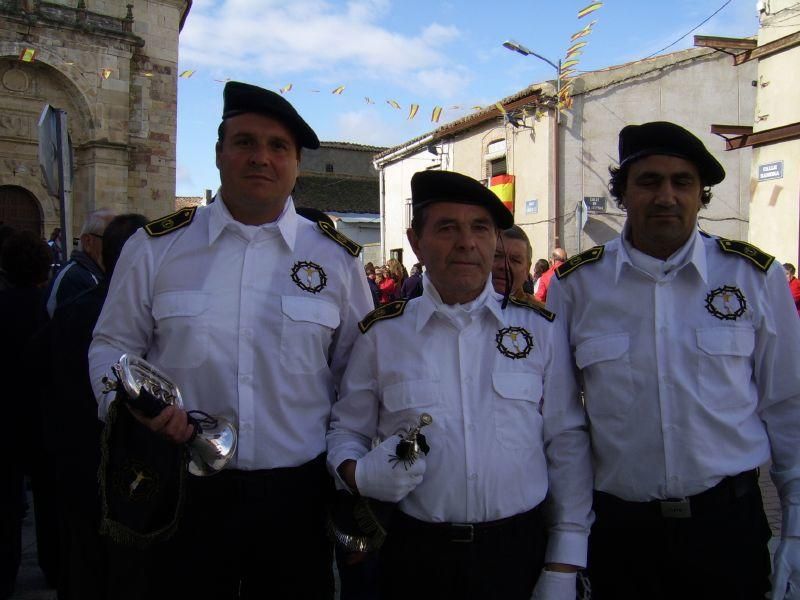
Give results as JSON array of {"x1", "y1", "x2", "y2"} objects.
[
  {"x1": 503, "y1": 39, "x2": 564, "y2": 247},
  {"x1": 502, "y1": 40, "x2": 561, "y2": 123}
]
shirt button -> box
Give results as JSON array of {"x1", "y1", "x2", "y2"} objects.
[
  {"x1": 241, "y1": 328, "x2": 253, "y2": 338},
  {"x1": 240, "y1": 374, "x2": 252, "y2": 383},
  {"x1": 465, "y1": 376, "x2": 473, "y2": 384},
  {"x1": 469, "y1": 473, "x2": 478, "y2": 481},
  {"x1": 242, "y1": 422, "x2": 252, "y2": 432},
  {"x1": 467, "y1": 424, "x2": 475, "y2": 432}
]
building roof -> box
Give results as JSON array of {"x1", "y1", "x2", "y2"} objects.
[
  {"x1": 318, "y1": 141, "x2": 388, "y2": 152},
  {"x1": 293, "y1": 174, "x2": 379, "y2": 214},
  {"x1": 374, "y1": 46, "x2": 722, "y2": 165},
  {"x1": 175, "y1": 196, "x2": 204, "y2": 210}
]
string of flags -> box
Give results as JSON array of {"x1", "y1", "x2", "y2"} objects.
[{"x1": 14, "y1": 3, "x2": 602, "y2": 125}]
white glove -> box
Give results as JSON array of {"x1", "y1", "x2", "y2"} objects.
[
  {"x1": 354, "y1": 434, "x2": 426, "y2": 503},
  {"x1": 531, "y1": 569, "x2": 577, "y2": 600},
  {"x1": 773, "y1": 537, "x2": 800, "y2": 600}
]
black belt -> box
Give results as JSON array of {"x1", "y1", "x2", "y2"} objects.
[
  {"x1": 393, "y1": 506, "x2": 541, "y2": 543},
  {"x1": 594, "y1": 469, "x2": 760, "y2": 519}
]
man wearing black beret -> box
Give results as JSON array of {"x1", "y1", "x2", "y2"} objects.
[
  {"x1": 328, "y1": 170, "x2": 593, "y2": 599},
  {"x1": 89, "y1": 81, "x2": 373, "y2": 598},
  {"x1": 547, "y1": 121, "x2": 800, "y2": 599}
]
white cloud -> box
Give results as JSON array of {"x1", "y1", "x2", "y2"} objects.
[
  {"x1": 181, "y1": 0, "x2": 465, "y2": 90},
  {"x1": 334, "y1": 108, "x2": 413, "y2": 146}
]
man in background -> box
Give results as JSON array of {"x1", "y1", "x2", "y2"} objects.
[{"x1": 533, "y1": 247, "x2": 566, "y2": 303}]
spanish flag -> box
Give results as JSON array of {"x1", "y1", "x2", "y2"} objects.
[
  {"x1": 408, "y1": 104, "x2": 419, "y2": 120},
  {"x1": 431, "y1": 106, "x2": 443, "y2": 123},
  {"x1": 489, "y1": 174, "x2": 515, "y2": 214},
  {"x1": 571, "y1": 21, "x2": 596, "y2": 41},
  {"x1": 180, "y1": 70, "x2": 195, "y2": 79}
]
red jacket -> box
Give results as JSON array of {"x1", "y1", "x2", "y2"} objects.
[
  {"x1": 789, "y1": 276, "x2": 800, "y2": 316},
  {"x1": 534, "y1": 260, "x2": 564, "y2": 303}
]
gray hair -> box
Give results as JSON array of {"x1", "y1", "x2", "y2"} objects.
[{"x1": 78, "y1": 208, "x2": 116, "y2": 251}]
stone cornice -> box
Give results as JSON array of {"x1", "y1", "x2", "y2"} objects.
[{"x1": 0, "y1": 1, "x2": 145, "y2": 48}]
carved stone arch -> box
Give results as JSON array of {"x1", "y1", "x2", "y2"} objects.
[{"x1": 0, "y1": 185, "x2": 43, "y2": 235}]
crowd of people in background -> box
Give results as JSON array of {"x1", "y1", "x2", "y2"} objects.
[{"x1": 364, "y1": 258, "x2": 423, "y2": 307}]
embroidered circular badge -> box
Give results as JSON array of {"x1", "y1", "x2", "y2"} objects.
[
  {"x1": 291, "y1": 261, "x2": 327, "y2": 294},
  {"x1": 705, "y1": 285, "x2": 747, "y2": 321},
  {"x1": 495, "y1": 326, "x2": 534, "y2": 359}
]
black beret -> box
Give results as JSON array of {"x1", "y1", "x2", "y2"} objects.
[
  {"x1": 411, "y1": 170, "x2": 513, "y2": 230},
  {"x1": 222, "y1": 81, "x2": 320, "y2": 150},
  {"x1": 618, "y1": 121, "x2": 724, "y2": 185}
]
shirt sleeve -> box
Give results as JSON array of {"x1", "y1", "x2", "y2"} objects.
[
  {"x1": 755, "y1": 264, "x2": 800, "y2": 537},
  {"x1": 540, "y1": 314, "x2": 594, "y2": 566},
  {"x1": 326, "y1": 330, "x2": 380, "y2": 481},
  {"x1": 88, "y1": 230, "x2": 156, "y2": 420},
  {"x1": 327, "y1": 256, "x2": 374, "y2": 394}
]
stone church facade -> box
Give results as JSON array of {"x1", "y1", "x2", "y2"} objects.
[{"x1": 0, "y1": 0, "x2": 190, "y2": 238}]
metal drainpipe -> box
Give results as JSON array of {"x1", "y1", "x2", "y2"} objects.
[{"x1": 378, "y1": 168, "x2": 386, "y2": 262}]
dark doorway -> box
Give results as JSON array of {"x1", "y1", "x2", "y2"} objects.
[{"x1": 0, "y1": 185, "x2": 42, "y2": 235}]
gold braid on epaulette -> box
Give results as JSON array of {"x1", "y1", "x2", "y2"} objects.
[
  {"x1": 318, "y1": 220, "x2": 362, "y2": 257},
  {"x1": 555, "y1": 246, "x2": 604, "y2": 279},
  {"x1": 508, "y1": 297, "x2": 555, "y2": 322},
  {"x1": 358, "y1": 300, "x2": 407, "y2": 333},
  {"x1": 144, "y1": 207, "x2": 197, "y2": 237},
  {"x1": 717, "y1": 238, "x2": 774, "y2": 273}
]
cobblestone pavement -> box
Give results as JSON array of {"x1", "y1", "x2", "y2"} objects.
[{"x1": 11, "y1": 464, "x2": 784, "y2": 599}]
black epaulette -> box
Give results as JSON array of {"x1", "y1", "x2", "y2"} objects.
[
  {"x1": 717, "y1": 238, "x2": 774, "y2": 273},
  {"x1": 144, "y1": 207, "x2": 197, "y2": 237},
  {"x1": 508, "y1": 297, "x2": 555, "y2": 322},
  {"x1": 358, "y1": 300, "x2": 407, "y2": 333},
  {"x1": 317, "y1": 220, "x2": 362, "y2": 257},
  {"x1": 555, "y1": 246, "x2": 604, "y2": 280}
]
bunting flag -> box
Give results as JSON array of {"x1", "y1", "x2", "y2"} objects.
[
  {"x1": 472, "y1": 105, "x2": 484, "y2": 111},
  {"x1": 101, "y1": 68, "x2": 113, "y2": 80},
  {"x1": 559, "y1": 68, "x2": 576, "y2": 80},
  {"x1": 495, "y1": 102, "x2": 507, "y2": 115},
  {"x1": 331, "y1": 85, "x2": 345, "y2": 95},
  {"x1": 142, "y1": 72, "x2": 154, "y2": 77},
  {"x1": 561, "y1": 59, "x2": 580, "y2": 71},
  {"x1": 431, "y1": 106, "x2": 443, "y2": 123},
  {"x1": 489, "y1": 174, "x2": 515, "y2": 214},
  {"x1": 387, "y1": 99, "x2": 401, "y2": 110},
  {"x1": 214, "y1": 78, "x2": 232, "y2": 83},
  {"x1": 570, "y1": 20, "x2": 596, "y2": 41},
  {"x1": 310, "y1": 89, "x2": 320, "y2": 93},
  {"x1": 279, "y1": 83, "x2": 293, "y2": 94},
  {"x1": 577, "y1": 2, "x2": 603, "y2": 18},
  {"x1": 364, "y1": 96, "x2": 375, "y2": 104},
  {"x1": 408, "y1": 104, "x2": 419, "y2": 120},
  {"x1": 19, "y1": 47, "x2": 36, "y2": 62},
  {"x1": 566, "y1": 41, "x2": 588, "y2": 56},
  {"x1": 179, "y1": 70, "x2": 195, "y2": 78}
]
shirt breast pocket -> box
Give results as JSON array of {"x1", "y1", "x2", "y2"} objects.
[
  {"x1": 280, "y1": 296, "x2": 340, "y2": 374},
  {"x1": 695, "y1": 327, "x2": 755, "y2": 409},
  {"x1": 381, "y1": 380, "x2": 442, "y2": 434},
  {"x1": 152, "y1": 291, "x2": 210, "y2": 369},
  {"x1": 575, "y1": 333, "x2": 634, "y2": 417},
  {"x1": 492, "y1": 372, "x2": 542, "y2": 450}
]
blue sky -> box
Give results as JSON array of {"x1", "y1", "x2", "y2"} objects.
[{"x1": 175, "y1": 0, "x2": 758, "y2": 196}]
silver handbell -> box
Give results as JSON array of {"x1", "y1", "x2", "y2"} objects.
[
  {"x1": 391, "y1": 413, "x2": 433, "y2": 469},
  {"x1": 102, "y1": 354, "x2": 238, "y2": 477}
]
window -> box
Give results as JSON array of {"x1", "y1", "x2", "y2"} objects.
[
  {"x1": 325, "y1": 163, "x2": 334, "y2": 173},
  {"x1": 490, "y1": 156, "x2": 507, "y2": 177},
  {"x1": 404, "y1": 198, "x2": 413, "y2": 229}
]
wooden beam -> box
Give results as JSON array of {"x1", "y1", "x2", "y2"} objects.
[
  {"x1": 734, "y1": 31, "x2": 800, "y2": 65},
  {"x1": 694, "y1": 35, "x2": 757, "y2": 50},
  {"x1": 723, "y1": 122, "x2": 800, "y2": 151},
  {"x1": 711, "y1": 124, "x2": 753, "y2": 136}
]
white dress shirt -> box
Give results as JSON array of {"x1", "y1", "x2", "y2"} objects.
[
  {"x1": 547, "y1": 227, "x2": 800, "y2": 536},
  {"x1": 89, "y1": 195, "x2": 373, "y2": 470},
  {"x1": 327, "y1": 275, "x2": 593, "y2": 567}
]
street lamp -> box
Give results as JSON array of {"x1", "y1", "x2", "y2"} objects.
[
  {"x1": 502, "y1": 40, "x2": 561, "y2": 122},
  {"x1": 503, "y1": 39, "x2": 564, "y2": 247}
]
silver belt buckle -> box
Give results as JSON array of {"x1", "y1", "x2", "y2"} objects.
[
  {"x1": 451, "y1": 523, "x2": 474, "y2": 543},
  {"x1": 660, "y1": 498, "x2": 691, "y2": 518}
]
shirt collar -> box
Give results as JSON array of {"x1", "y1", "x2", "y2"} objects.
[
  {"x1": 414, "y1": 274, "x2": 504, "y2": 332},
  {"x1": 615, "y1": 225, "x2": 708, "y2": 284},
  {"x1": 207, "y1": 192, "x2": 298, "y2": 251}
]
